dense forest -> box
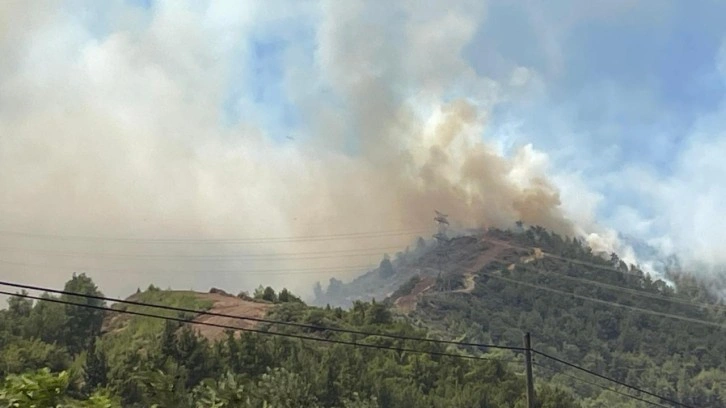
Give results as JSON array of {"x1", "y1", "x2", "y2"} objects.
[
  {"x1": 401, "y1": 227, "x2": 726, "y2": 407},
  {"x1": 0, "y1": 274, "x2": 578, "y2": 407}
]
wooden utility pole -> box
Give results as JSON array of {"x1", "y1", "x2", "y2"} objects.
[{"x1": 524, "y1": 332, "x2": 535, "y2": 408}]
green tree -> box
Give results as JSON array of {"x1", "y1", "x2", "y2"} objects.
[
  {"x1": 253, "y1": 368, "x2": 318, "y2": 408},
  {"x1": 342, "y1": 393, "x2": 379, "y2": 408},
  {"x1": 253, "y1": 286, "x2": 277, "y2": 302},
  {"x1": 26, "y1": 293, "x2": 66, "y2": 344},
  {"x1": 84, "y1": 339, "x2": 108, "y2": 392},
  {"x1": 6, "y1": 292, "x2": 32, "y2": 338},
  {"x1": 278, "y1": 288, "x2": 302, "y2": 303},
  {"x1": 0, "y1": 338, "x2": 71, "y2": 377},
  {"x1": 0, "y1": 368, "x2": 118, "y2": 407},
  {"x1": 160, "y1": 320, "x2": 181, "y2": 362},
  {"x1": 192, "y1": 372, "x2": 249, "y2": 408},
  {"x1": 262, "y1": 287, "x2": 277, "y2": 303},
  {"x1": 62, "y1": 274, "x2": 106, "y2": 354},
  {"x1": 536, "y1": 385, "x2": 580, "y2": 408},
  {"x1": 7, "y1": 292, "x2": 32, "y2": 317},
  {"x1": 141, "y1": 365, "x2": 190, "y2": 408},
  {"x1": 365, "y1": 301, "x2": 392, "y2": 325}
]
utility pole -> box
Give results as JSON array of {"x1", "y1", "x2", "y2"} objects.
[
  {"x1": 433, "y1": 210, "x2": 449, "y2": 290},
  {"x1": 524, "y1": 332, "x2": 535, "y2": 408}
]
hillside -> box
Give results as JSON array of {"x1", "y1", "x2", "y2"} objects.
[
  {"x1": 336, "y1": 226, "x2": 726, "y2": 407},
  {"x1": 2, "y1": 227, "x2": 725, "y2": 407},
  {"x1": 314, "y1": 229, "x2": 527, "y2": 307},
  {"x1": 0, "y1": 275, "x2": 579, "y2": 407},
  {"x1": 103, "y1": 288, "x2": 271, "y2": 342}
]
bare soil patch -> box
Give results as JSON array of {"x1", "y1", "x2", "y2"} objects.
[{"x1": 191, "y1": 292, "x2": 271, "y2": 341}]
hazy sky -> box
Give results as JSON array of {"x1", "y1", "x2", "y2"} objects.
[{"x1": 2, "y1": 0, "x2": 726, "y2": 297}]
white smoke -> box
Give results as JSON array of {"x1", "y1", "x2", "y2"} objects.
[{"x1": 0, "y1": 1, "x2": 633, "y2": 298}]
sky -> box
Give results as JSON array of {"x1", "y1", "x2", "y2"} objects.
[{"x1": 1, "y1": 0, "x2": 726, "y2": 298}]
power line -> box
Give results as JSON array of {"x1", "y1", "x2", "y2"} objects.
[
  {"x1": 0, "y1": 246, "x2": 397, "y2": 262},
  {"x1": 0, "y1": 281, "x2": 695, "y2": 407},
  {"x1": 531, "y1": 253, "x2": 726, "y2": 312},
  {"x1": 533, "y1": 362, "x2": 670, "y2": 408},
  {"x1": 0, "y1": 244, "x2": 409, "y2": 261},
  {"x1": 479, "y1": 261, "x2": 726, "y2": 330},
  {"x1": 480, "y1": 270, "x2": 726, "y2": 329},
  {"x1": 480, "y1": 235, "x2": 725, "y2": 312},
  {"x1": 0, "y1": 280, "x2": 526, "y2": 353},
  {"x1": 483, "y1": 253, "x2": 716, "y2": 314},
  {"x1": 4, "y1": 227, "x2": 715, "y2": 311},
  {"x1": 517, "y1": 262, "x2": 726, "y2": 313},
  {"x1": 0, "y1": 289, "x2": 516, "y2": 365},
  {"x1": 532, "y1": 350, "x2": 695, "y2": 408},
  {"x1": 5, "y1": 233, "x2": 721, "y2": 325},
  {"x1": 8, "y1": 227, "x2": 710, "y2": 310},
  {"x1": 0, "y1": 258, "x2": 374, "y2": 275},
  {"x1": 0, "y1": 227, "x2": 430, "y2": 244}
]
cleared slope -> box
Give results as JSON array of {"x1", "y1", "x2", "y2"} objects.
[{"x1": 102, "y1": 288, "x2": 271, "y2": 343}]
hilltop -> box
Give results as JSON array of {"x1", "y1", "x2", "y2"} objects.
[
  {"x1": 103, "y1": 288, "x2": 271, "y2": 342},
  {"x1": 318, "y1": 226, "x2": 726, "y2": 407},
  {"x1": 314, "y1": 229, "x2": 528, "y2": 308}
]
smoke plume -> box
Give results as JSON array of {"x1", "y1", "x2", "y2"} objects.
[{"x1": 0, "y1": 1, "x2": 604, "y2": 297}]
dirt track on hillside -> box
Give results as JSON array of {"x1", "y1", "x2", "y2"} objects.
[
  {"x1": 393, "y1": 276, "x2": 437, "y2": 312},
  {"x1": 391, "y1": 238, "x2": 515, "y2": 312},
  {"x1": 454, "y1": 241, "x2": 507, "y2": 293},
  {"x1": 191, "y1": 293, "x2": 271, "y2": 341}
]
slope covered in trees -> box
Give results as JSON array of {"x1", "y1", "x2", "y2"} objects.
[
  {"x1": 0, "y1": 274, "x2": 578, "y2": 407},
  {"x1": 391, "y1": 227, "x2": 726, "y2": 407},
  {"x1": 3, "y1": 225, "x2": 724, "y2": 407}
]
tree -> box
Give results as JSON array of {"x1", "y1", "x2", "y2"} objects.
[
  {"x1": 61, "y1": 274, "x2": 106, "y2": 354},
  {"x1": 342, "y1": 393, "x2": 379, "y2": 408},
  {"x1": 313, "y1": 282, "x2": 324, "y2": 302},
  {"x1": 0, "y1": 368, "x2": 119, "y2": 407},
  {"x1": 26, "y1": 293, "x2": 66, "y2": 344},
  {"x1": 7, "y1": 291, "x2": 32, "y2": 317},
  {"x1": 0, "y1": 267, "x2": 596, "y2": 406},
  {"x1": 278, "y1": 288, "x2": 302, "y2": 303},
  {"x1": 365, "y1": 302, "x2": 392, "y2": 325},
  {"x1": 378, "y1": 255, "x2": 394, "y2": 279},
  {"x1": 327, "y1": 278, "x2": 343, "y2": 296},
  {"x1": 0, "y1": 368, "x2": 69, "y2": 407},
  {"x1": 416, "y1": 237, "x2": 426, "y2": 252},
  {"x1": 253, "y1": 286, "x2": 277, "y2": 302},
  {"x1": 176, "y1": 326, "x2": 215, "y2": 387},
  {"x1": 536, "y1": 385, "x2": 579, "y2": 408},
  {"x1": 262, "y1": 287, "x2": 277, "y2": 302},
  {"x1": 192, "y1": 372, "x2": 249, "y2": 408},
  {"x1": 6, "y1": 291, "x2": 32, "y2": 337},
  {"x1": 253, "y1": 368, "x2": 318, "y2": 408},
  {"x1": 85, "y1": 339, "x2": 108, "y2": 392},
  {"x1": 161, "y1": 320, "x2": 181, "y2": 362},
  {"x1": 141, "y1": 366, "x2": 190, "y2": 408},
  {"x1": 0, "y1": 338, "x2": 71, "y2": 377}
]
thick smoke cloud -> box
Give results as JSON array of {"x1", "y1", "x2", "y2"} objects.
[{"x1": 0, "y1": 1, "x2": 615, "y2": 298}]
